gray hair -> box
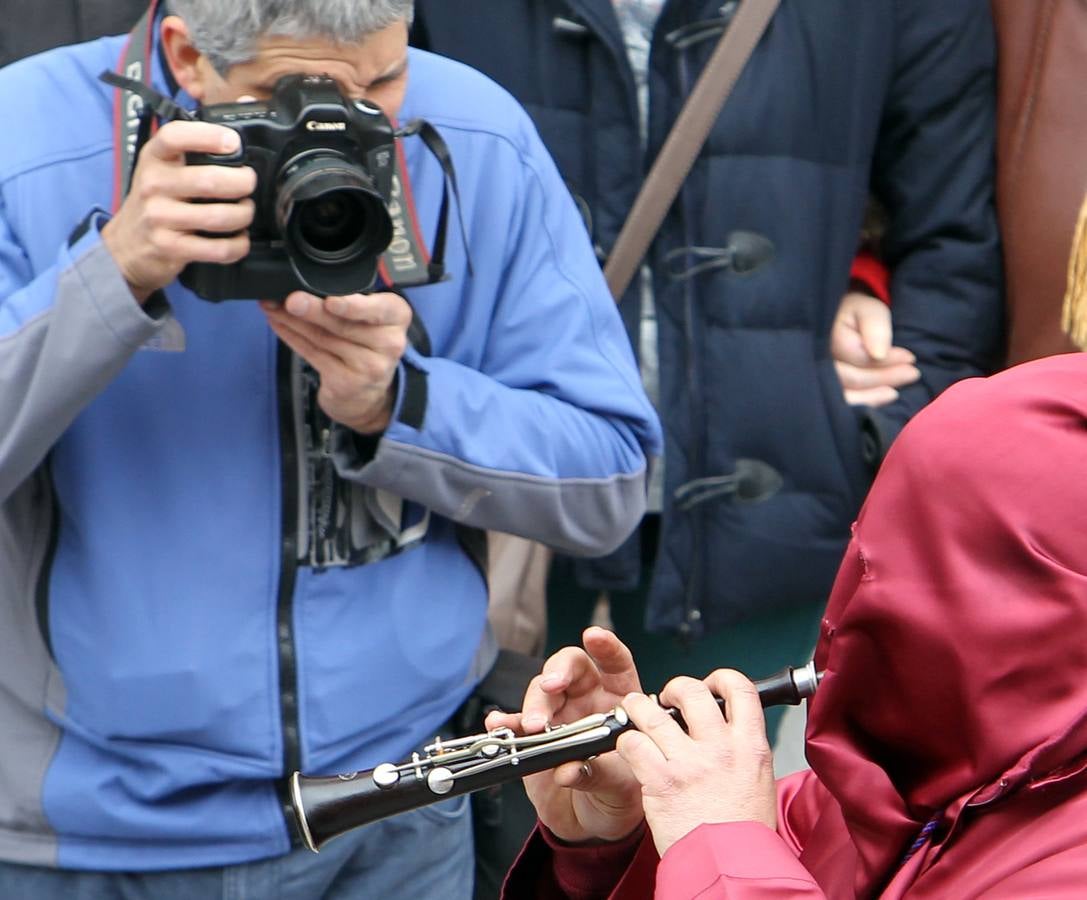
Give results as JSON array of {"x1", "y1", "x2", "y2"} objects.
[{"x1": 168, "y1": 0, "x2": 415, "y2": 74}]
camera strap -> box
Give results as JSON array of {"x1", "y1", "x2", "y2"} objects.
[
  {"x1": 394, "y1": 119, "x2": 474, "y2": 285},
  {"x1": 106, "y1": 0, "x2": 169, "y2": 212},
  {"x1": 103, "y1": 1, "x2": 466, "y2": 292}
]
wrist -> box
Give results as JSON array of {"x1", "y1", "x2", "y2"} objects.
[
  {"x1": 345, "y1": 392, "x2": 394, "y2": 435},
  {"x1": 542, "y1": 819, "x2": 647, "y2": 850},
  {"x1": 100, "y1": 219, "x2": 155, "y2": 305},
  {"x1": 346, "y1": 370, "x2": 401, "y2": 435}
]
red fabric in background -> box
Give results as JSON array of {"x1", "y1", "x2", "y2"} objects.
[{"x1": 850, "y1": 251, "x2": 891, "y2": 304}]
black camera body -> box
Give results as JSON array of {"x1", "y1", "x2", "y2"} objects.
[{"x1": 181, "y1": 74, "x2": 396, "y2": 301}]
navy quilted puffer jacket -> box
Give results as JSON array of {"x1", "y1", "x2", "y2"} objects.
[{"x1": 414, "y1": 0, "x2": 1004, "y2": 636}]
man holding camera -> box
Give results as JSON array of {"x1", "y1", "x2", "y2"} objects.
[{"x1": 0, "y1": 1, "x2": 661, "y2": 897}]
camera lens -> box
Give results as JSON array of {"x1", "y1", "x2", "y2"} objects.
[
  {"x1": 275, "y1": 152, "x2": 394, "y2": 287},
  {"x1": 294, "y1": 191, "x2": 370, "y2": 261}
]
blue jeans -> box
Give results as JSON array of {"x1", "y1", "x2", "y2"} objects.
[{"x1": 0, "y1": 793, "x2": 474, "y2": 900}]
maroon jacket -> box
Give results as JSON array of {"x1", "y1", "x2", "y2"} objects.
[{"x1": 507, "y1": 353, "x2": 1087, "y2": 898}]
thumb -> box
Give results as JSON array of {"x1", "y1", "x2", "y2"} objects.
[
  {"x1": 856, "y1": 299, "x2": 892, "y2": 362},
  {"x1": 552, "y1": 753, "x2": 637, "y2": 796}
]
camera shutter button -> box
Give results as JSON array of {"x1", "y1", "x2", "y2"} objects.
[{"x1": 353, "y1": 100, "x2": 382, "y2": 116}]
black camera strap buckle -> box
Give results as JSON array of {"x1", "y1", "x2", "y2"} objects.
[{"x1": 100, "y1": 70, "x2": 193, "y2": 126}]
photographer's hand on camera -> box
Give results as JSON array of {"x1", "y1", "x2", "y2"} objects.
[
  {"x1": 101, "y1": 121, "x2": 257, "y2": 304},
  {"x1": 261, "y1": 290, "x2": 411, "y2": 435}
]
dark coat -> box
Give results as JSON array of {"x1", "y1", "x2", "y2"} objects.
[
  {"x1": 443, "y1": 3, "x2": 999, "y2": 636},
  {"x1": 0, "y1": 0, "x2": 146, "y2": 68},
  {"x1": 413, "y1": 0, "x2": 1005, "y2": 637}
]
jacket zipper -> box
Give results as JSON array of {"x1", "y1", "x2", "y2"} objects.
[{"x1": 274, "y1": 343, "x2": 303, "y2": 840}]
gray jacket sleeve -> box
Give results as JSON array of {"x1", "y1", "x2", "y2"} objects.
[{"x1": 0, "y1": 213, "x2": 168, "y2": 502}]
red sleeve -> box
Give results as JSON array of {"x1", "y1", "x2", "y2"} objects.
[
  {"x1": 501, "y1": 823, "x2": 649, "y2": 900},
  {"x1": 850, "y1": 251, "x2": 891, "y2": 304},
  {"x1": 654, "y1": 822, "x2": 826, "y2": 899},
  {"x1": 501, "y1": 773, "x2": 831, "y2": 900}
]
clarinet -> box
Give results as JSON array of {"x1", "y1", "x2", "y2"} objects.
[{"x1": 290, "y1": 661, "x2": 821, "y2": 852}]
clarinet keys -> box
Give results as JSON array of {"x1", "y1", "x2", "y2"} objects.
[
  {"x1": 372, "y1": 763, "x2": 400, "y2": 789},
  {"x1": 426, "y1": 767, "x2": 455, "y2": 795}
]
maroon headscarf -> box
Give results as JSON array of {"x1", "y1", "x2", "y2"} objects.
[{"x1": 804, "y1": 354, "x2": 1087, "y2": 895}]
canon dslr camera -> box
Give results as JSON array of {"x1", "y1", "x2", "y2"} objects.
[{"x1": 181, "y1": 74, "x2": 396, "y2": 301}]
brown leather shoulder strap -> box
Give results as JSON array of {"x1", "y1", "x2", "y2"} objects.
[{"x1": 604, "y1": 0, "x2": 781, "y2": 301}]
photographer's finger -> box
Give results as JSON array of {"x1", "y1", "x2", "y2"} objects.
[
  {"x1": 266, "y1": 316, "x2": 342, "y2": 374},
  {"x1": 279, "y1": 294, "x2": 398, "y2": 347},
  {"x1": 287, "y1": 294, "x2": 412, "y2": 341},
  {"x1": 265, "y1": 311, "x2": 353, "y2": 360},
  {"x1": 144, "y1": 120, "x2": 241, "y2": 163},
  {"x1": 148, "y1": 198, "x2": 255, "y2": 236},
  {"x1": 324, "y1": 292, "x2": 414, "y2": 328},
  {"x1": 168, "y1": 232, "x2": 251, "y2": 267},
  {"x1": 157, "y1": 164, "x2": 258, "y2": 202},
  {"x1": 264, "y1": 312, "x2": 357, "y2": 369}
]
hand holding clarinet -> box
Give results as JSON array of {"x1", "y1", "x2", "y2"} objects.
[
  {"x1": 487, "y1": 627, "x2": 787, "y2": 857},
  {"x1": 484, "y1": 626, "x2": 649, "y2": 846}
]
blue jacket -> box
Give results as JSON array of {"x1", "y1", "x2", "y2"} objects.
[
  {"x1": 414, "y1": 0, "x2": 1005, "y2": 636},
  {"x1": 0, "y1": 35, "x2": 661, "y2": 869}
]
